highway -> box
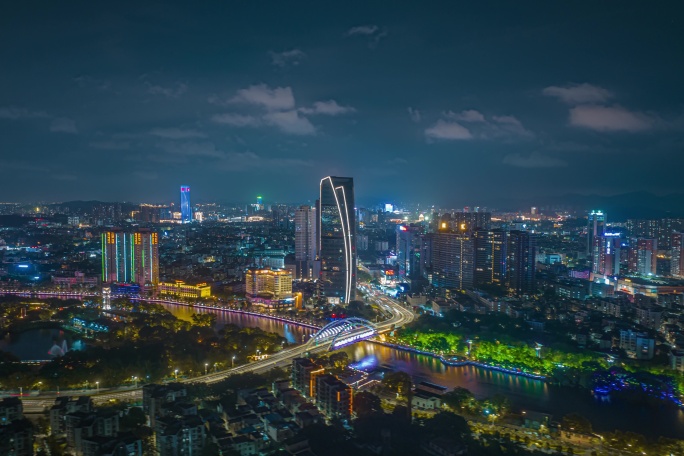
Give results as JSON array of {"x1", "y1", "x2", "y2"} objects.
[{"x1": 17, "y1": 287, "x2": 414, "y2": 412}]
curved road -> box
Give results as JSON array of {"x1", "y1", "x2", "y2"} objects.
[{"x1": 14, "y1": 287, "x2": 414, "y2": 411}]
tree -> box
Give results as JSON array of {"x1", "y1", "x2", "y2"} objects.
[
  {"x1": 353, "y1": 391, "x2": 383, "y2": 418},
  {"x1": 442, "y1": 387, "x2": 477, "y2": 413},
  {"x1": 561, "y1": 413, "x2": 593, "y2": 434},
  {"x1": 382, "y1": 371, "x2": 413, "y2": 422},
  {"x1": 121, "y1": 407, "x2": 146, "y2": 430},
  {"x1": 200, "y1": 441, "x2": 220, "y2": 456},
  {"x1": 423, "y1": 411, "x2": 471, "y2": 442},
  {"x1": 191, "y1": 313, "x2": 217, "y2": 327}
]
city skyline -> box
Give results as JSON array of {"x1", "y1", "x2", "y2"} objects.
[{"x1": 1, "y1": 2, "x2": 683, "y2": 206}]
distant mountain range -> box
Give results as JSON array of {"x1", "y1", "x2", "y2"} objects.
[{"x1": 9, "y1": 192, "x2": 684, "y2": 223}]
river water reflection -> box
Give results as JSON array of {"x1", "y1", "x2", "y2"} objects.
[
  {"x1": 159, "y1": 302, "x2": 315, "y2": 344},
  {"x1": 341, "y1": 342, "x2": 684, "y2": 438},
  {"x1": 0, "y1": 328, "x2": 82, "y2": 361}
]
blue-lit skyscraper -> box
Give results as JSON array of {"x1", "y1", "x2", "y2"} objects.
[{"x1": 180, "y1": 186, "x2": 192, "y2": 223}]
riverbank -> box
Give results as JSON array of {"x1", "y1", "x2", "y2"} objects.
[
  {"x1": 131, "y1": 298, "x2": 322, "y2": 331},
  {"x1": 372, "y1": 340, "x2": 548, "y2": 381}
]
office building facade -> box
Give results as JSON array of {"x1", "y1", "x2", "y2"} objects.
[
  {"x1": 294, "y1": 205, "x2": 317, "y2": 279},
  {"x1": 318, "y1": 176, "x2": 356, "y2": 304},
  {"x1": 430, "y1": 232, "x2": 474, "y2": 290},
  {"x1": 246, "y1": 268, "x2": 293, "y2": 308},
  {"x1": 587, "y1": 210, "x2": 606, "y2": 256},
  {"x1": 473, "y1": 229, "x2": 507, "y2": 287},
  {"x1": 671, "y1": 232, "x2": 684, "y2": 277},
  {"x1": 592, "y1": 234, "x2": 621, "y2": 276},
  {"x1": 158, "y1": 281, "x2": 211, "y2": 299},
  {"x1": 506, "y1": 230, "x2": 536, "y2": 294},
  {"x1": 180, "y1": 186, "x2": 192, "y2": 224},
  {"x1": 396, "y1": 224, "x2": 423, "y2": 282}
]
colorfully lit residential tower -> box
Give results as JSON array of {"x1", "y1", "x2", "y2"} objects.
[
  {"x1": 133, "y1": 228, "x2": 159, "y2": 285},
  {"x1": 318, "y1": 176, "x2": 356, "y2": 304},
  {"x1": 587, "y1": 210, "x2": 606, "y2": 256},
  {"x1": 102, "y1": 229, "x2": 159, "y2": 285},
  {"x1": 102, "y1": 229, "x2": 129, "y2": 283},
  {"x1": 295, "y1": 205, "x2": 317, "y2": 279},
  {"x1": 180, "y1": 186, "x2": 192, "y2": 223}
]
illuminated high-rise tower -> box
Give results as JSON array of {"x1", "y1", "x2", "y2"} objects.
[
  {"x1": 180, "y1": 186, "x2": 192, "y2": 223},
  {"x1": 102, "y1": 229, "x2": 130, "y2": 283},
  {"x1": 133, "y1": 229, "x2": 159, "y2": 285},
  {"x1": 318, "y1": 176, "x2": 356, "y2": 304},
  {"x1": 587, "y1": 210, "x2": 606, "y2": 256},
  {"x1": 102, "y1": 228, "x2": 159, "y2": 285},
  {"x1": 506, "y1": 230, "x2": 536, "y2": 294},
  {"x1": 295, "y1": 205, "x2": 317, "y2": 279}
]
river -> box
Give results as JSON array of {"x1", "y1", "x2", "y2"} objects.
[
  {"x1": 2, "y1": 301, "x2": 682, "y2": 438},
  {"x1": 158, "y1": 301, "x2": 316, "y2": 344},
  {"x1": 0, "y1": 328, "x2": 85, "y2": 361},
  {"x1": 340, "y1": 342, "x2": 684, "y2": 438},
  {"x1": 159, "y1": 303, "x2": 684, "y2": 438}
]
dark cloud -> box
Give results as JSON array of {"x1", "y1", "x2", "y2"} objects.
[{"x1": 0, "y1": 2, "x2": 682, "y2": 204}]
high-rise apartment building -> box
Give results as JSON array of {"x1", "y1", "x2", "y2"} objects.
[
  {"x1": 628, "y1": 238, "x2": 658, "y2": 275},
  {"x1": 627, "y1": 218, "x2": 684, "y2": 249},
  {"x1": 671, "y1": 232, "x2": 684, "y2": 277},
  {"x1": 101, "y1": 229, "x2": 159, "y2": 285},
  {"x1": 294, "y1": 206, "x2": 317, "y2": 279},
  {"x1": 396, "y1": 224, "x2": 423, "y2": 282},
  {"x1": 452, "y1": 212, "x2": 492, "y2": 232},
  {"x1": 102, "y1": 229, "x2": 130, "y2": 284},
  {"x1": 133, "y1": 228, "x2": 159, "y2": 285},
  {"x1": 587, "y1": 210, "x2": 606, "y2": 256},
  {"x1": 473, "y1": 229, "x2": 507, "y2": 287},
  {"x1": 592, "y1": 234, "x2": 621, "y2": 276},
  {"x1": 430, "y1": 232, "x2": 474, "y2": 289},
  {"x1": 318, "y1": 176, "x2": 356, "y2": 304},
  {"x1": 180, "y1": 186, "x2": 192, "y2": 223},
  {"x1": 506, "y1": 230, "x2": 536, "y2": 294}
]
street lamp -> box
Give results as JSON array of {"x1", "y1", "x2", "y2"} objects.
[
  {"x1": 132, "y1": 376, "x2": 138, "y2": 388},
  {"x1": 214, "y1": 362, "x2": 217, "y2": 373},
  {"x1": 204, "y1": 363, "x2": 208, "y2": 375},
  {"x1": 96, "y1": 381, "x2": 99, "y2": 393},
  {"x1": 232, "y1": 356, "x2": 236, "y2": 368},
  {"x1": 174, "y1": 369, "x2": 179, "y2": 380}
]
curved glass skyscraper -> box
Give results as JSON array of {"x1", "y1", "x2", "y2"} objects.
[{"x1": 318, "y1": 176, "x2": 356, "y2": 304}]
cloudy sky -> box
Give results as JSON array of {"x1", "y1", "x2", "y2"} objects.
[{"x1": 1, "y1": 2, "x2": 683, "y2": 206}]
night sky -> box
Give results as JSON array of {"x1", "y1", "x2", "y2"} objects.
[{"x1": 1, "y1": 2, "x2": 683, "y2": 206}]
